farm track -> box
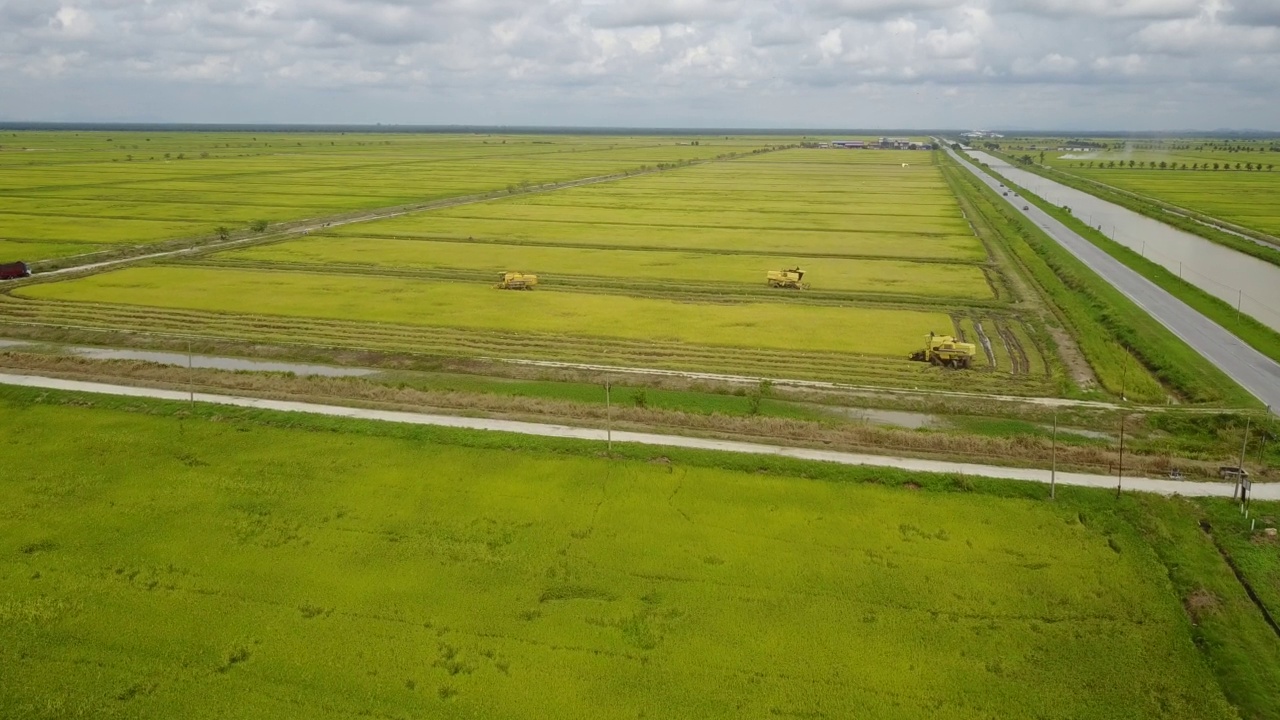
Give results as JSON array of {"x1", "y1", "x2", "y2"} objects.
[
  {"x1": 0, "y1": 370, "x2": 1266, "y2": 499},
  {"x1": 0, "y1": 296, "x2": 1055, "y2": 395}
]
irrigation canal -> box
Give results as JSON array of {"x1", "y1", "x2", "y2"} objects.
[
  {"x1": 965, "y1": 150, "x2": 1280, "y2": 334},
  {"x1": 948, "y1": 147, "x2": 1280, "y2": 412}
]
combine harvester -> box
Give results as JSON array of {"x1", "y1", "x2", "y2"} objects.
[
  {"x1": 0, "y1": 261, "x2": 30, "y2": 281},
  {"x1": 496, "y1": 272, "x2": 538, "y2": 290},
  {"x1": 767, "y1": 267, "x2": 807, "y2": 289},
  {"x1": 909, "y1": 332, "x2": 977, "y2": 369}
]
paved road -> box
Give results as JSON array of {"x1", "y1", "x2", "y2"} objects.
[
  {"x1": 1, "y1": 372, "x2": 1269, "y2": 500},
  {"x1": 947, "y1": 147, "x2": 1280, "y2": 412},
  {"x1": 967, "y1": 151, "x2": 1280, "y2": 333}
]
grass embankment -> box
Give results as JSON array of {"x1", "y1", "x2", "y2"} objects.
[
  {"x1": 981, "y1": 161, "x2": 1280, "y2": 368},
  {"x1": 1, "y1": 388, "x2": 1267, "y2": 719},
  {"x1": 944, "y1": 155, "x2": 1256, "y2": 406}
]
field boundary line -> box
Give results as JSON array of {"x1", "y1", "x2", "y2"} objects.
[{"x1": 0, "y1": 371, "x2": 1265, "y2": 499}]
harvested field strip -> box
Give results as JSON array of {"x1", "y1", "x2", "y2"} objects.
[
  {"x1": 1009, "y1": 322, "x2": 1048, "y2": 376},
  {"x1": 995, "y1": 320, "x2": 1029, "y2": 375},
  {"x1": 966, "y1": 319, "x2": 991, "y2": 369},
  {"x1": 981, "y1": 318, "x2": 1014, "y2": 372},
  {"x1": 0, "y1": 298, "x2": 1055, "y2": 394},
  {"x1": 13, "y1": 266, "x2": 952, "y2": 357}
]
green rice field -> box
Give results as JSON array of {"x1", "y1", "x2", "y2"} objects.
[
  {"x1": 0, "y1": 131, "x2": 773, "y2": 261},
  {"x1": 0, "y1": 394, "x2": 1239, "y2": 719},
  {"x1": 1, "y1": 137, "x2": 1054, "y2": 394}
]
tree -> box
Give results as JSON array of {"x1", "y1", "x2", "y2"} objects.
[
  {"x1": 1269, "y1": 164, "x2": 1275, "y2": 171},
  {"x1": 215, "y1": 226, "x2": 231, "y2": 241},
  {"x1": 1038, "y1": 151, "x2": 1045, "y2": 164},
  {"x1": 1246, "y1": 163, "x2": 1254, "y2": 171},
  {"x1": 1236, "y1": 162, "x2": 1242, "y2": 170},
  {"x1": 249, "y1": 219, "x2": 268, "y2": 233},
  {"x1": 1213, "y1": 163, "x2": 1219, "y2": 170},
  {"x1": 1159, "y1": 161, "x2": 1167, "y2": 169},
  {"x1": 1128, "y1": 159, "x2": 1136, "y2": 168}
]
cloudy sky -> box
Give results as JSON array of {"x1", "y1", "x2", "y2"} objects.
[{"x1": 2, "y1": 0, "x2": 1278, "y2": 129}]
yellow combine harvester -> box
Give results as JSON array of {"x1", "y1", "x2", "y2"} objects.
[
  {"x1": 496, "y1": 272, "x2": 538, "y2": 290},
  {"x1": 767, "y1": 267, "x2": 807, "y2": 289},
  {"x1": 909, "y1": 332, "x2": 977, "y2": 369}
]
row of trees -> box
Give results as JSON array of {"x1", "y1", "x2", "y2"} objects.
[
  {"x1": 214, "y1": 220, "x2": 270, "y2": 241},
  {"x1": 1075, "y1": 160, "x2": 1275, "y2": 171}
]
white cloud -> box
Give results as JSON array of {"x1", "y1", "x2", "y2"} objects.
[{"x1": 0, "y1": 0, "x2": 1277, "y2": 128}]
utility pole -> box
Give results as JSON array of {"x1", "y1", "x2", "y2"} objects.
[
  {"x1": 605, "y1": 380, "x2": 613, "y2": 454},
  {"x1": 1236, "y1": 416, "x2": 1251, "y2": 500},
  {"x1": 187, "y1": 340, "x2": 194, "y2": 404},
  {"x1": 1116, "y1": 414, "x2": 1126, "y2": 499},
  {"x1": 1237, "y1": 289, "x2": 1243, "y2": 321},
  {"x1": 1050, "y1": 411, "x2": 1058, "y2": 500}
]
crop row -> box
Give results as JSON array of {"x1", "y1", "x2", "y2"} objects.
[{"x1": 0, "y1": 295, "x2": 1054, "y2": 394}]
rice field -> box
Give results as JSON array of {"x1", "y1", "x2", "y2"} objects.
[
  {"x1": 2, "y1": 138, "x2": 1056, "y2": 394},
  {"x1": 17, "y1": 265, "x2": 949, "y2": 357},
  {"x1": 0, "y1": 131, "x2": 773, "y2": 261},
  {"x1": 0, "y1": 396, "x2": 1238, "y2": 719},
  {"x1": 217, "y1": 237, "x2": 995, "y2": 299}
]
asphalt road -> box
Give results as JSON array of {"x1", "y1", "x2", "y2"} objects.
[
  {"x1": 1, "y1": 371, "x2": 1269, "y2": 500},
  {"x1": 947, "y1": 147, "x2": 1280, "y2": 412}
]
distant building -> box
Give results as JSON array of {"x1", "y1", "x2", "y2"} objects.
[
  {"x1": 832, "y1": 140, "x2": 867, "y2": 149},
  {"x1": 878, "y1": 137, "x2": 912, "y2": 149}
]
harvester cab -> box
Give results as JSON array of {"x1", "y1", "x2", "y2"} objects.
[
  {"x1": 767, "y1": 267, "x2": 807, "y2": 289},
  {"x1": 908, "y1": 331, "x2": 977, "y2": 369},
  {"x1": 496, "y1": 271, "x2": 538, "y2": 290}
]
